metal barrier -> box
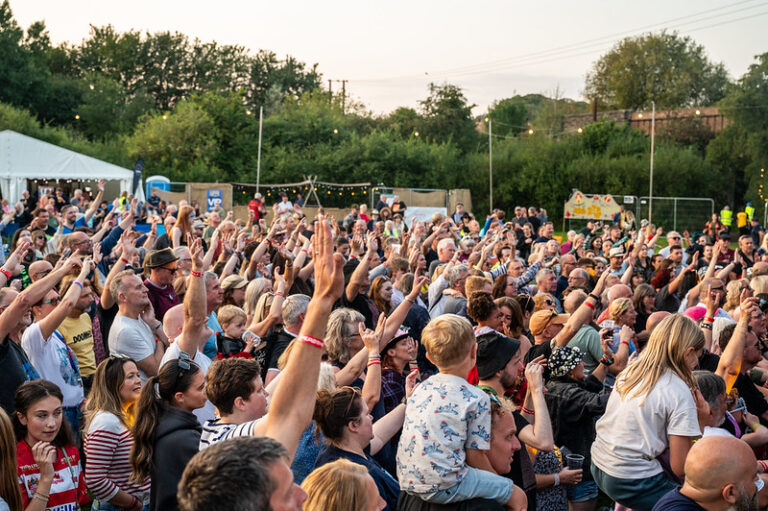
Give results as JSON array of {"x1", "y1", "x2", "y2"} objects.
[{"x1": 637, "y1": 197, "x2": 714, "y2": 232}]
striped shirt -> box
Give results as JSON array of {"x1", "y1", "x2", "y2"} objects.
[
  {"x1": 199, "y1": 417, "x2": 265, "y2": 450},
  {"x1": 84, "y1": 411, "x2": 150, "y2": 503}
]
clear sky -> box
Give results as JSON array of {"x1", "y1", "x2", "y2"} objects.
[{"x1": 9, "y1": 0, "x2": 768, "y2": 115}]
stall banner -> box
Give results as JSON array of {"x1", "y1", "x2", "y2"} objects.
[{"x1": 563, "y1": 190, "x2": 621, "y2": 220}]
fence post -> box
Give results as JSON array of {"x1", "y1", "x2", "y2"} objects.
[{"x1": 673, "y1": 198, "x2": 677, "y2": 231}]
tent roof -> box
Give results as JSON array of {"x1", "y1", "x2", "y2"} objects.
[{"x1": 0, "y1": 130, "x2": 133, "y2": 180}]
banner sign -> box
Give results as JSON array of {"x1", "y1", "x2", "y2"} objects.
[
  {"x1": 563, "y1": 190, "x2": 621, "y2": 220},
  {"x1": 206, "y1": 189, "x2": 223, "y2": 211}
]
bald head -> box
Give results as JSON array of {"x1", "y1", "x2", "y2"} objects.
[
  {"x1": 607, "y1": 284, "x2": 632, "y2": 302},
  {"x1": 646, "y1": 311, "x2": 671, "y2": 333},
  {"x1": 563, "y1": 289, "x2": 587, "y2": 314},
  {"x1": 28, "y1": 261, "x2": 53, "y2": 282},
  {"x1": 682, "y1": 436, "x2": 757, "y2": 507},
  {"x1": 753, "y1": 262, "x2": 768, "y2": 277},
  {"x1": 163, "y1": 304, "x2": 184, "y2": 340}
]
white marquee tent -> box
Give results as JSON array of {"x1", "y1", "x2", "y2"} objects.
[{"x1": 0, "y1": 130, "x2": 144, "y2": 205}]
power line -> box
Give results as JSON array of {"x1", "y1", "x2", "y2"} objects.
[{"x1": 350, "y1": 0, "x2": 767, "y2": 83}]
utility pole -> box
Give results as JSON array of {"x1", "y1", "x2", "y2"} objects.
[
  {"x1": 649, "y1": 101, "x2": 656, "y2": 224},
  {"x1": 256, "y1": 106, "x2": 263, "y2": 193},
  {"x1": 488, "y1": 118, "x2": 493, "y2": 213},
  {"x1": 341, "y1": 79, "x2": 347, "y2": 114},
  {"x1": 328, "y1": 80, "x2": 333, "y2": 104}
]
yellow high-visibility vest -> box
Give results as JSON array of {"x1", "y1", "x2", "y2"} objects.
[
  {"x1": 746, "y1": 205, "x2": 755, "y2": 221},
  {"x1": 721, "y1": 209, "x2": 733, "y2": 227}
]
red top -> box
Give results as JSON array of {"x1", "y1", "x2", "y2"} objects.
[{"x1": 17, "y1": 440, "x2": 89, "y2": 510}]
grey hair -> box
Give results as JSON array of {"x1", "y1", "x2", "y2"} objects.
[
  {"x1": 693, "y1": 370, "x2": 725, "y2": 410},
  {"x1": 204, "y1": 271, "x2": 218, "y2": 290},
  {"x1": 445, "y1": 264, "x2": 469, "y2": 287},
  {"x1": 109, "y1": 269, "x2": 138, "y2": 303},
  {"x1": 325, "y1": 308, "x2": 365, "y2": 364},
  {"x1": 243, "y1": 278, "x2": 272, "y2": 317},
  {"x1": 437, "y1": 238, "x2": 456, "y2": 253},
  {"x1": 281, "y1": 294, "x2": 310, "y2": 327},
  {"x1": 535, "y1": 268, "x2": 555, "y2": 283}
]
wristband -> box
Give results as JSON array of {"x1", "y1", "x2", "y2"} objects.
[
  {"x1": 368, "y1": 354, "x2": 381, "y2": 360},
  {"x1": 600, "y1": 356, "x2": 614, "y2": 366},
  {"x1": 701, "y1": 323, "x2": 713, "y2": 330},
  {"x1": 759, "y1": 460, "x2": 768, "y2": 472},
  {"x1": 588, "y1": 293, "x2": 600, "y2": 302},
  {"x1": 73, "y1": 280, "x2": 83, "y2": 288},
  {"x1": 300, "y1": 334, "x2": 324, "y2": 349},
  {"x1": 552, "y1": 473, "x2": 560, "y2": 486},
  {"x1": 33, "y1": 493, "x2": 49, "y2": 503},
  {"x1": 301, "y1": 248, "x2": 308, "y2": 253},
  {"x1": 120, "y1": 257, "x2": 130, "y2": 265},
  {"x1": 367, "y1": 359, "x2": 381, "y2": 368},
  {"x1": 0, "y1": 268, "x2": 11, "y2": 279},
  {"x1": 620, "y1": 340, "x2": 630, "y2": 346},
  {"x1": 705, "y1": 317, "x2": 715, "y2": 323},
  {"x1": 274, "y1": 292, "x2": 284, "y2": 297},
  {"x1": 521, "y1": 406, "x2": 535, "y2": 415},
  {"x1": 583, "y1": 301, "x2": 595, "y2": 310},
  {"x1": 405, "y1": 297, "x2": 416, "y2": 305},
  {"x1": 191, "y1": 270, "x2": 203, "y2": 278}
]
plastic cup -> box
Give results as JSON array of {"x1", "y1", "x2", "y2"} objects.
[{"x1": 566, "y1": 454, "x2": 584, "y2": 470}]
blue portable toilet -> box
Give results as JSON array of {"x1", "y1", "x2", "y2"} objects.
[{"x1": 145, "y1": 175, "x2": 171, "y2": 197}]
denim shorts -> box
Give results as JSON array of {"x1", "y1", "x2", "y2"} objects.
[
  {"x1": 567, "y1": 480, "x2": 599, "y2": 502},
  {"x1": 591, "y1": 462, "x2": 677, "y2": 511},
  {"x1": 419, "y1": 467, "x2": 514, "y2": 506},
  {"x1": 92, "y1": 501, "x2": 150, "y2": 511}
]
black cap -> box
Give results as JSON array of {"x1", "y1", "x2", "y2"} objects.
[
  {"x1": 719, "y1": 231, "x2": 731, "y2": 240},
  {"x1": 476, "y1": 331, "x2": 521, "y2": 380}
]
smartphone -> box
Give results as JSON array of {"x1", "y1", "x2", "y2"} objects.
[{"x1": 392, "y1": 244, "x2": 401, "y2": 255}]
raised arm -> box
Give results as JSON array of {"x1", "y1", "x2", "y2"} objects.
[
  {"x1": 38, "y1": 259, "x2": 93, "y2": 340},
  {"x1": 176, "y1": 239, "x2": 208, "y2": 356},
  {"x1": 360, "y1": 317, "x2": 384, "y2": 411},
  {"x1": 83, "y1": 180, "x2": 105, "y2": 223},
  {"x1": 517, "y1": 363, "x2": 554, "y2": 451},
  {"x1": 553, "y1": 269, "x2": 609, "y2": 347},
  {"x1": 717, "y1": 293, "x2": 755, "y2": 392},
  {"x1": 260, "y1": 214, "x2": 345, "y2": 459},
  {"x1": 380, "y1": 275, "x2": 429, "y2": 345}
]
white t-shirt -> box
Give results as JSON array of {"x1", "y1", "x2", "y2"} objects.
[
  {"x1": 160, "y1": 341, "x2": 215, "y2": 424},
  {"x1": 22, "y1": 323, "x2": 84, "y2": 407},
  {"x1": 276, "y1": 201, "x2": 293, "y2": 217},
  {"x1": 108, "y1": 315, "x2": 155, "y2": 381},
  {"x1": 591, "y1": 371, "x2": 701, "y2": 479}
]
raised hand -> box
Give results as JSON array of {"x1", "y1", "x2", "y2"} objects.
[
  {"x1": 405, "y1": 368, "x2": 420, "y2": 398},
  {"x1": 190, "y1": 238, "x2": 205, "y2": 271},
  {"x1": 312, "y1": 214, "x2": 345, "y2": 302}
]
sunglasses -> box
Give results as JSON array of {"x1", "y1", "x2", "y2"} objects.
[{"x1": 42, "y1": 297, "x2": 60, "y2": 306}]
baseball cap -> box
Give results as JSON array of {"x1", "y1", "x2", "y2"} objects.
[{"x1": 530, "y1": 310, "x2": 570, "y2": 336}]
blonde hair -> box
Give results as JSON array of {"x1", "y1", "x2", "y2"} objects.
[
  {"x1": 302, "y1": 459, "x2": 374, "y2": 511},
  {"x1": 243, "y1": 278, "x2": 272, "y2": 318},
  {"x1": 465, "y1": 275, "x2": 492, "y2": 296},
  {"x1": 616, "y1": 314, "x2": 704, "y2": 402},
  {"x1": 217, "y1": 304, "x2": 247, "y2": 327},
  {"x1": 252, "y1": 292, "x2": 275, "y2": 324},
  {"x1": 751, "y1": 276, "x2": 768, "y2": 295},
  {"x1": 609, "y1": 297, "x2": 633, "y2": 322},
  {"x1": 422, "y1": 314, "x2": 475, "y2": 368},
  {"x1": 724, "y1": 279, "x2": 746, "y2": 313}
]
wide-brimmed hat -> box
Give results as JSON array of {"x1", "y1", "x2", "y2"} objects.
[
  {"x1": 145, "y1": 248, "x2": 179, "y2": 269},
  {"x1": 549, "y1": 346, "x2": 583, "y2": 378}
]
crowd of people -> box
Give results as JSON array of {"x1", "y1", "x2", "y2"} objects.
[{"x1": 0, "y1": 184, "x2": 767, "y2": 511}]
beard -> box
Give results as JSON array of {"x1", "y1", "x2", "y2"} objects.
[
  {"x1": 500, "y1": 369, "x2": 521, "y2": 391},
  {"x1": 726, "y1": 484, "x2": 759, "y2": 511}
]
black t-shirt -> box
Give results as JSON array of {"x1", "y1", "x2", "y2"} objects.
[
  {"x1": 506, "y1": 411, "x2": 536, "y2": 511},
  {"x1": 651, "y1": 489, "x2": 705, "y2": 511},
  {"x1": 0, "y1": 338, "x2": 34, "y2": 414},
  {"x1": 736, "y1": 372, "x2": 768, "y2": 421}
]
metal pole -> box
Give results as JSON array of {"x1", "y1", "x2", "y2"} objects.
[
  {"x1": 256, "y1": 106, "x2": 263, "y2": 194},
  {"x1": 489, "y1": 119, "x2": 493, "y2": 213},
  {"x1": 673, "y1": 198, "x2": 677, "y2": 231},
  {"x1": 648, "y1": 101, "x2": 655, "y2": 224}
]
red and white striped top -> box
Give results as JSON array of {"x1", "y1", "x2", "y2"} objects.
[{"x1": 84, "y1": 411, "x2": 150, "y2": 503}]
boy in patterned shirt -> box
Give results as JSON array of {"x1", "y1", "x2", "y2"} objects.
[{"x1": 396, "y1": 314, "x2": 527, "y2": 510}]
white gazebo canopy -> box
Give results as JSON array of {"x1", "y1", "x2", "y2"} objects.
[{"x1": 0, "y1": 130, "x2": 143, "y2": 205}]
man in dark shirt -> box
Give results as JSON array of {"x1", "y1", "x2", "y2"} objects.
[
  {"x1": 652, "y1": 436, "x2": 759, "y2": 511},
  {"x1": 144, "y1": 248, "x2": 181, "y2": 323}
]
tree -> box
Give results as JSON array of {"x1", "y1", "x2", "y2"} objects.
[
  {"x1": 585, "y1": 31, "x2": 729, "y2": 110},
  {"x1": 487, "y1": 97, "x2": 527, "y2": 137},
  {"x1": 419, "y1": 83, "x2": 478, "y2": 153}
]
